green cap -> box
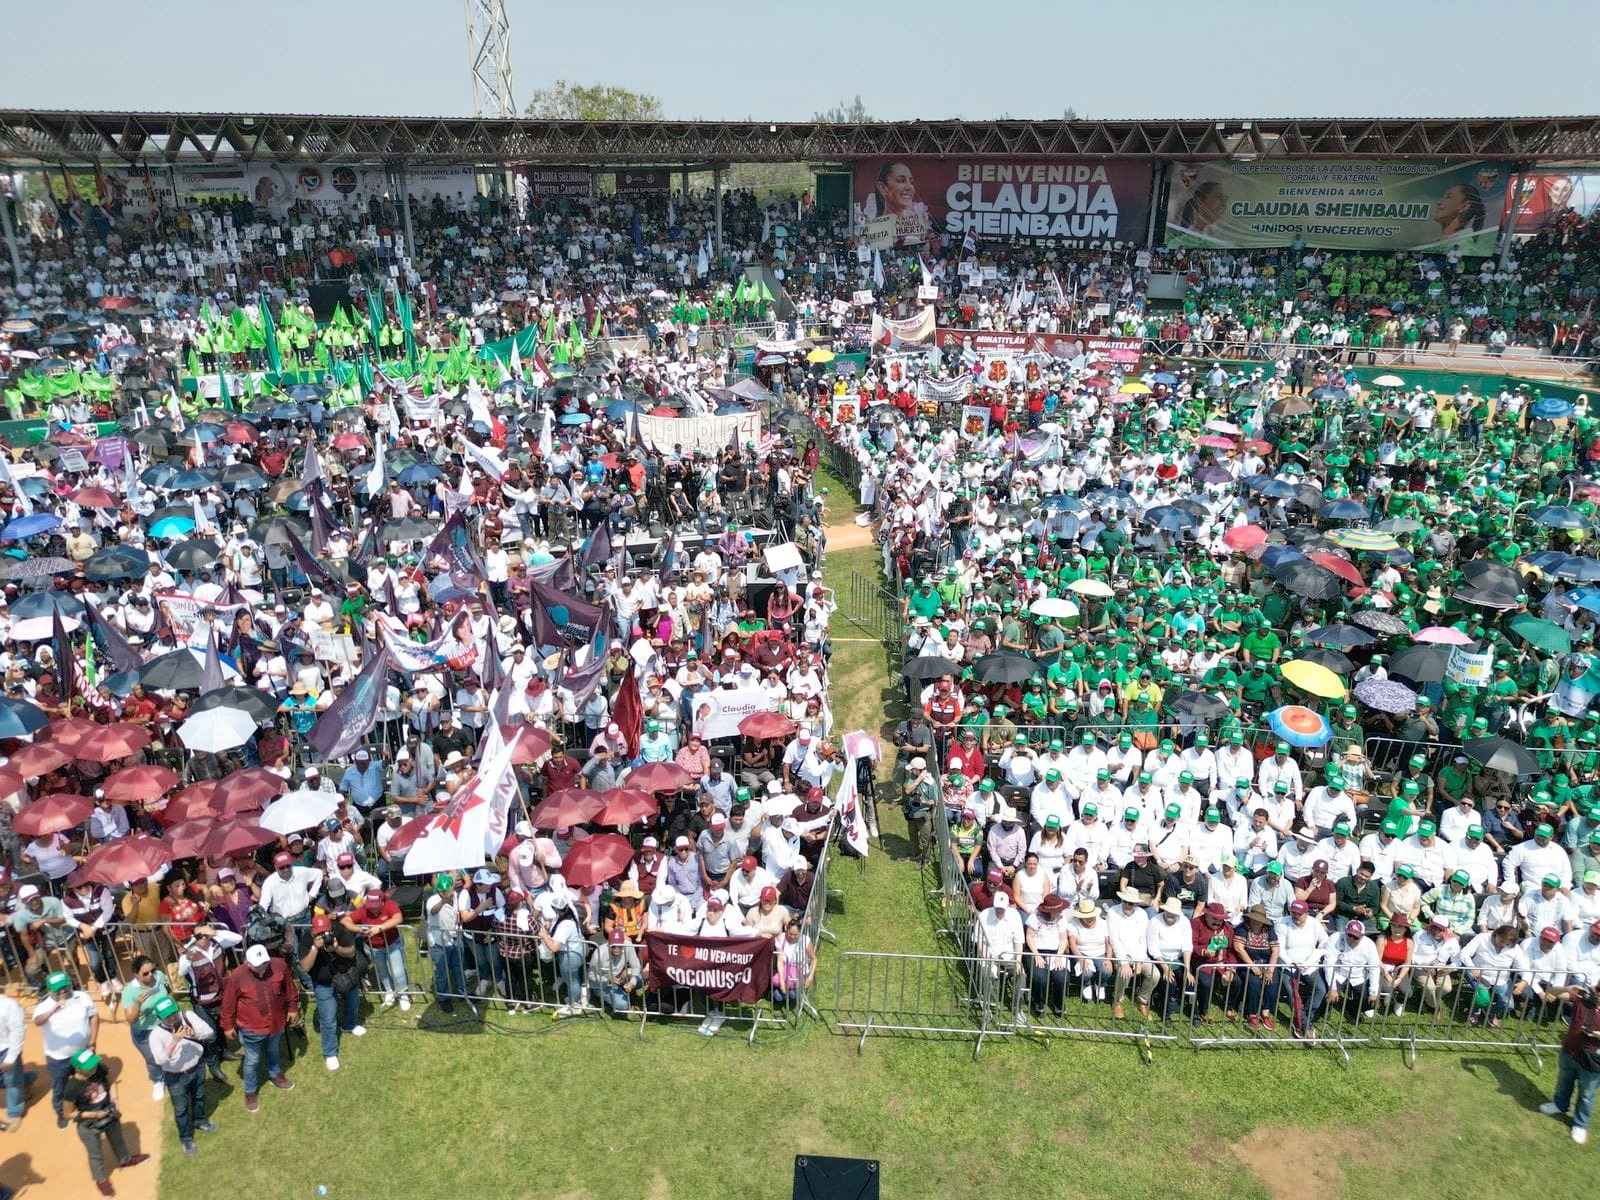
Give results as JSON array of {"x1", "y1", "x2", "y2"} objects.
[
  {"x1": 1083, "y1": 802, "x2": 1098, "y2": 816},
  {"x1": 1080, "y1": 731, "x2": 1095, "y2": 745},
  {"x1": 1410, "y1": 754, "x2": 1426, "y2": 768},
  {"x1": 1195, "y1": 733, "x2": 1210, "y2": 746},
  {"x1": 1164, "y1": 802, "x2": 1182, "y2": 819},
  {"x1": 1266, "y1": 861, "x2": 1284, "y2": 875},
  {"x1": 1204, "y1": 807, "x2": 1221, "y2": 821},
  {"x1": 1161, "y1": 739, "x2": 1175, "y2": 752},
  {"x1": 1179, "y1": 771, "x2": 1195, "y2": 785},
  {"x1": 1138, "y1": 771, "x2": 1153, "y2": 784},
  {"x1": 1451, "y1": 869, "x2": 1471, "y2": 886},
  {"x1": 1096, "y1": 768, "x2": 1110, "y2": 780},
  {"x1": 1536, "y1": 823, "x2": 1555, "y2": 839},
  {"x1": 1235, "y1": 778, "x2": 1250, "y2": 790},
  {"x1": 1467, "y1": 825, "x2": 1483, "y2": 839},
  {"x1": 1417, "y1": 819, "x2": 1436, "y2": 835},
  {"x1": 1380, "y1": 818, "x2": 1399, "y2": 836},
  {"x1": 1124, "y1": 807, "x2": 1140, "y2": 821},
  {"x1": 152, "y1": 996, "x2": 181, "y2": 1020},
  {"x1": 1049, "y1": 738, "x2": 1064, "y2": 751},
  {"x1": 1229, "y1": 731, "x2": 1244, "y2": 744},
  {"x1": 1402, "y1": 780, "x2": 1420, "y2": 796},
  {"x1": 1274, "y1": 780, "x2": 1289, "y2": 792},
  {"x1": 1276, "y1": 742, "x2": 1291, "y2": 754},
  {"x1": 1543, "y1": 873, "x2": 1561, "y2": 888},
  {"x1": 434, "y1": 873, "x2": 454, "y2": 893},
  {"x1": 1044, "y1": 815, "x2": 1062, "y2": 830},
  {"x1": 1397, "y1": 864, "x2": 1414, "y2": 878},
  {"x1": 1119, "y1": 733, "x2": 1133, "y2": 748},
  {"x1": 71, "y1": 1049, "x2": 101, "y2": 1072},
  {"x1": 1585, "y1": 871, "x2": 1600, "y2": 887},
  {"x1": 978, "y1": 778, "x2": 995, "y2": 792},
  {"x1": 1045, "y1": 769, "x2": 1061, "y2": 781},
  {"x1": 46, "y1": 971, "x2": 72, "y2": 993},
  {"x1": 736, "y1": 787, "x2": 752, "y2": 801}
]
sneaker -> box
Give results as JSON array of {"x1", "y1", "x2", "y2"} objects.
[
  {"x1": 1574, "y1": 1128, "x2": 1589, "y2": 1145},
  {"x1": 269, "y1": 1074, "x2": 294, "y2": 1091},
  {"x1": 245, "y1": 1093, "x2": 260, "y2": 1114},
  {"x1": 1096, "y1": 985, "x2": 1108, "y2": 1002},
  {"x1": 1541, "y1": 1102, "x2": 1566, "y2": 1117},
  {"x1": 1262, "y1": 1013, "x2": 1275, "y2": 1031},
  {"x1": 57, "y1": 1115, "x2": 68, "y2": 1130},
  {"x1": 553, "y1": 1005, "x2": 575, "y2": 1018},
  {"x1": 398, "y1": 996, "x2": 412, "y2": 1013},
  {"x1": 347, "y1": 1024, "x2": 366, "y2": 1037},
  {"x1": 1247, "y1": 1014, "x2": 1260, "y2": 1031},
  {"x1": 123, "y1": 1154, "x2": 149, "y2": 1167},
  {"x1": 476, "y1": 980, "x2": 491, "y2": 997},
  {"x1": 324, "y1": 1056, "x2": 340, "y2": 1071},
  {"x1": 1080, "y1": 986, "x2": 1092, "y2": 1002},
  {"x1": 696, "y1": 1015, "x2": 712, "y2": 1035},
  {"x1": 1489, "y1": 1016, "x2": 1503, "y2": 1029},
  {"x1": 1363, "y1": 1008, "x2": 1377, "y2": 1021},
  {"x1": 196, "y1": 1120, "x2": 218, "y2": 1134},
  {"x1": 152, "y1": 1081, "x2": 165, "y2": 1102},
  {"x1": 705, "y1": 1013, "x2": 726, "y2": 1035},
  {"x1": 381, "y1": 992, "x2": 396, "y2": 1009},
  {"x1": 182, "y1": 1140, "x2": 196, "y2": 1157},
  {"x1": 96, "y1": 1182, "x2": 115, "y2": 1197}
]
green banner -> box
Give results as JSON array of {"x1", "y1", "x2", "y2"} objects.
[{"x1": 1164, "y1": 160, "x2": 1514, "y2": 255}]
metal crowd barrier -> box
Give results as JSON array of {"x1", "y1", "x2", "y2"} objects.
[
  {"x1": 1365, "y1": 734, "x2": 1593, "y2": 781},
  {"x1": 829, "y1": 952, "x2": 1013, "y2": 1061}
]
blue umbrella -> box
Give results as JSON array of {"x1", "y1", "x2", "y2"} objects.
[
  {"x1": 170, "y1": 470, "x2": 215, "y2": 491},
  {"x1": 1257, "y1": 544, "x2": 1308, "y2": 570},
  {"x1": 9, "y1": 591, "x2": 85, "y2": 619},
  {"x1": 1266, "y1": 705, "x2": 1332, "y2": 748},
  {"x1": 1553, "y1": 556, "x2": 1600, "y2": 583},
  {"x1": 270, "y1": 404, "x2": 304, "y2": 421},
  {"x1": 1532, "y1": 397, "x2": 1574, "y2": 420},
  {"x1": 1531, "y1": 505, "x2": 1592, "y2": 530},
  {"x1": 0, "y1": 512, "x2": 62, "y2": 542},
  {"x1": 288, "y1": 384, "x2": 325, "y2": 402},
  {"x1": 1564, "y1": 586, "x2": 1600, "y2": 615},
  {"x1": 148, "y1": 515, "x2": 196, "y2": 539},
  {"x1": 140, "y1": 465, "x2": 178, "y2": 488},
  {"x1": 1144, "y1": 505, "x2": 1197, "y2": 531},
  {"x1": 281, "y1": 490, "x2": 312, "y2": 513},
  {"x1": 398, "y1": 463, "x2": 444, "y2": 485},
  {"x1": 1526, "y1": 550, "x2": 1573, "y2": 571},
  {"x1": 83, "y1": 544, "x2": 150, "y2": 581},
  {"x1": 0, "y1": 696, "x2": 48, "y2": 738},
  {"x1": 603, "y1": 400, "x2": 635, "y2": 421},
  {"x1": 1150, "y1": 372, "x2": 1177, "y2": 386},
  {"x1": 1041, "y1": 494, "x2": 1084, "y2": 513},
  {"x1": 559, "y1": 413, "x2": 590, "y2": 426},
  {"x1": 1318, "y1": 499, "x2": 1372, "y2": 521},
  {"x1": 191, "y1": 425, "x2": 222, "y2": 443},
  {"x1": 16, "y1": 478, "x2": 50, "y2": 498}
]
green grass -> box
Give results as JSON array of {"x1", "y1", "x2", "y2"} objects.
[{"x1": 157, "y1": 526, "x2": 1598, "y2": 1200}]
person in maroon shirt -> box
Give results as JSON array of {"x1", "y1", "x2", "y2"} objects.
[
  {"x1": 541, "y1": 746, "x2": 580, "y2": 795},
  {"x1": 1542, "y1": 983, "x2": 1600, "y2": 1142},
  {"x1": 970, "y1": 867, "x2": 1014, "y2": 913},
  {"x1": 220, "y1": 945, "x2": 299, "y2": 1112}
]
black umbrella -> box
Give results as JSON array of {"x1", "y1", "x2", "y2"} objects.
[
  {"x1": 1271, "y1": 559, "x2": 1342, "y2": 600},
  {"x1": 9, "y1": 590, "x2": 86, "y2": 619},
  {"x1": 1459, "y1": 559, "x2": 1523, "y2": 597},
  {"x1": 137, "y1": 648, "x2": 204, "y2": 690},
  {"x1": 1296, "y1": 646, "x2": 1354, "y2": 674},
  {"x1": 1144, "y1": 505, "x2": 1198, "y2": 532},
  {"x1": 1387, "y1": 643, "x2": 1452, "y2": 684},
  {"x1": 1288, "y1": 484, "x2": 1326, "y2": 510},
  {"x1": 83, "y1": 545, "x2": 151, "y2": 582},
  {"x1": 249, "y1": 516, "x2": 309, "y2": 547},
  {"x1": 380, "y1": 516, "x2": 437, "y2": 541},
  {"x1": 1452, "y1": 586, "x2": 1522, "y2": 611},
  {"x1": 192, "y1": 685, "x2": 280, "y2": 726},
  {"x1": 970, "y1": 652, "x2": 1038, "y2": 685},
  {"x1": 1304, "y1": 623, "x2": 1377, "y2": 649},
  {"x1": 1351, "y1": 610, "x2": 1410, "y2": 637},
  {"x1": 1462, "y1": 736, "x2": 1539, "y2": 776},
  {"x1": 1165, "y1": 690, "x2": 1230, "y2": 719},
  {"x1": 902, "y1": 656, "x2": 960, "y2": 682},
  {"x1": 1272, "y1": 395, "x2": 1315, "y2": 417},
  {"x1": 1283, "y1": 526, "x2": 1339, "y2": 552},
  {"x1": 165, "y1": 539, "x2": 221, "y2": 572}
]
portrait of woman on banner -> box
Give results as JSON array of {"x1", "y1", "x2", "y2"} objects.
[{"x1": 862, "y1": 161, "x2": 932, "y2": 247}]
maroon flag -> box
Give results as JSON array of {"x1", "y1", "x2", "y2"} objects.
[
  {"x1": 612, "y1": 661, "x2": 642, "y2": 759},
  {"x1": 644, "y1": 932, "x2": 774, "y2": 1004}
]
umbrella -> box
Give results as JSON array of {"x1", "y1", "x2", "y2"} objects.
[
  {"x1": 162, "y1": 782, "x2": 227, "y2": 824},
  {"x1": 1257, "y1": 545, "x2": 1308, "y2": 570},
  {"x1": 1530, "y1": 506, "x2": 1592, "y2": 531},
  {"x1": 1067, "y1": 579, "x2": 1115, "y2": 598},
  {"x1": 1028, "y1": 596, "x2": 1080, "y2": 619},
  {"x1": 0, "y1": 696, "x2": 49, "y2": 738},
  {"x1": 1280, "y1": 659, "x2": 1347, "y2": 698},
  {"x1": 1564, "y1": 586, "x2": 1600, "y2": 616},
  {"x1": 902, "y1": 656, "x2": 960, "y2": 682},
  {"x1": 138, "y1": 648, "x2": 207, "y2": 690},
  {"x1": 380, "y1": 516, "x2": 437, "y2": 541},
  {"x1": 178, "y1": 707, "x2": 257, "y2": 753},
  {"x1": 1387, "y1": 643, "x2": 1453, "y2": 684},
  {"x1": 162, "y1": 819, "x2": 217, "y2": 860},
  {"x1": 1196, "y1": 435, "x2": 1237, "y2": 450},
  {"x1": 1353, "y1": 677, "x2": 1419, "y2": 715},
  {"x1": 1297, "y1": 646, "x2": 1354, "y2": 674},
  {"x1": 530, "y1": 788, "x2": 604, "y2": 828},
  {"x1": 166, "y1": 539, "x2": 220, "y2": 571},
  {"x1": 1550, "y1": 557, "x2": 1600, "y2": 584},
  {"x1": 7, "y1": 614, "x2": 80, "y2": 642},
  {"x1": 1459, "y1": 560, "x2": 1523, "y2": 596},
  {"x1": 192, "y1": 685, "x2": 280, "y2": 726},
  {"x1": 1462, "y1": 737, "x2": 1539, "y2": 776},
  {"x1": 1119, "y1": 381, "x2": 1152, "y2": 395},
  {"x1": 46, "y1": 716, "x2": 102, "y2": 752},
  {"x1": 1532, "y1": 397, "x2": 1575, "y2": 420},
  {"x1": 9, "y1": 591, "x2": 86, "y2": 619},
  {"x1": 83, "y1": 545, "x2": 150, "y2": 581},
  {"x1": 590, "y1": 787, "x2": 659, "y2": 827},
  {"x1": 558, "y1": 832, "x2": 635, "y2": 887},
  {"x1": 970, "y1": 652, "x2": 1039, "y2": 684},
  {"x1": 0, "y1": 557, "x2": 74, "y2": 579},
  {"x1": 377, "y1": 811, "x2": 436, "y2": 859},
  {"x1": 198, "y1": 820, "x2": 277, "y2": 861},
  {"x1": 1193, "y1": 466, "x2": 1233, "y2": 486},
  {"x1": 211, "y1": 767, "x2": 287, "y2": 812},
  {"x1": 1271, "y1": 396, "x2": 1314, "y2": 417},
  {"x1": 1165, "y1": 690, "x2": 1230, "y2": 719},
  {"x1": 148, "y1": 516, "x2": 197, "y2": 540},
  {"x1": 1265, "y1": 705, "x2": 1332, "y2": 748},
  {"x1": 1413, "y1": 625, "x2": 1473, "y2": 646},
  {"x1": 1371, "y1": 374, "x2": 1406, "y2": 388},
  {"x1": 249, "y1": 517, "x2": 308, "y2": 547},
  {"x1": 738, "y1": 711, "x2": 798, "y2": 740},
  {"x1": 1371, "y1": 518, "x2": 1425, "y2": 535},
  {"x1": 1306, "y1": 552, "x2": 1364, "y2": 587},
  {"x1": 71, "y1": 833, "x2": 174, "y2": 885},
  {"x1": 0, "y1": 513, "x2": 62, "y2": 542},
  {"x1": 1317, "y1": 500, "x2": 1372, "y2": 522},
  {"x1": 13, "y1": 793, "x2": 92, "y2": 837},
  {"x1": 101, "y1": 764, "x2": 179, "y2": 803},
  {"x1": 70, "y1": 486, "x2": 119, "y2": 509},
  {"x1": 1144, "y1": 505, "x2": 1197, "y2": 532},
  {"x1": 624, "y1": 761, "x2": 694, "y2": 793},
  {"x1": 1351, "y1": 610, "x2": 1411, "y2": 637},
  {"x1": 1321, "y1": 527, "x2": 1398, "y2": 553},
  {"x1": 1222, "y1": 525, "x2": 1267, "y2": 552},
  {"x1": 1303, "y1": 624, "x2": 1376, "y2": 649},
  {"x1": 71, "y1": 723, "x2": 152, "y2": 763},
  {"x1": 258, "y1": 789, "x2": 340, "y2": 836},
  {"x1": 398, "y1": 463, "x2": 444, "y2": 486},
  {"x1": 1204, "y1": 419, "x2": 1241, "y2": 434},
  {"x1": 1271, "y1": 559, "x2": 1342, "y2": 600},
  {"x1": 1508, "y1": 614, "x2": 1572, "y2": 654},
  {"x1": 8, "y1": 741, "x2": 72, "y2": 776},
  {"x1": 1452, "y1": 586, "x2": 1523, "y2": 611}
]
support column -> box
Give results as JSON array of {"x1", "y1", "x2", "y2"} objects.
[
  {"x1": 713, "y1": 165, "x2": 725, "y2": 258},
  {"x1": 1498, "y1": 167, "x2": 1524, "y2": 269},
  {"x1": 396, "y1": 166, "x2": 416, "y2": 262},
  {"x1": 681, "y1": 169, "x2": 690, "y2": 198},
  {"x1": 0, "y1": 180, "x2": 22, "y2": 290}
]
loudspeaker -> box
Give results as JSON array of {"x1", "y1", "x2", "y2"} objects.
[{"x1": 792, "y1": 1156, "x2": 879, "y2": 1200}]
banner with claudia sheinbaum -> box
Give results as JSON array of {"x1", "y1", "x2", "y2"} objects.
[{"x1": 1163, "y1": 159, "x2": 1513, "y2": 254}]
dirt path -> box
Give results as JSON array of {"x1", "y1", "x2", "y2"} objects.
[
  {"x1": 5, "y1": 991, "x2": 161, "y2": 1200},
  {"x1": 826, "y1": 518, "x2": 877, "y2": 552}
]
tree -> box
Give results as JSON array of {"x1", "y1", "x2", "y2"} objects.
[
  {"x1": 814, "y1": 95, "x2": 874, "y2": 124},
  {"x1": 525, "y1": 81, "x2": 664, "y2": 121}
]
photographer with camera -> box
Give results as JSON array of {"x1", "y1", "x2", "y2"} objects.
[
  {"x1": 1539, "y1": 982, "x2": 1600, "y2": 1144},
  {"x1": 60, "y1": 1048, "x2": 148, "y2": 1195},
  {"x1": 299, "y1": 913, "x2": 365, "y2": 1072}
]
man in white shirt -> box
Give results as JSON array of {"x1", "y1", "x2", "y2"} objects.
[
  {"x1": 1560, "y1": 920, "x2": 1600, "y2": 987},
  {"x1": 1357, "y1": 819, "x2": 1404, "y2": 883},
  {"x1": 33, "y1": 972, "x2": 99, "y2": 1127},
  {"x1": 1063, "y1": 803, "x2": 1111, "y2": 872},
  {"x1": 1322, "y1": 920, "x2": 1381, "y2": 1027},
  {"x1": 1176, "y1": 734, "x2": 1219, "y2": 797},
  {"x1": 1106, "y1": 887, "x2": 1154, "y2": 1018},
  {"x1": 1188, "y1": 807, "x2": 1233, "y2": 873},
  {"x1": 0, "y1": 991, "x2": 26, "y2": 1127},
  {"x1": 977, "y1": 892, "x2": 1024, "y2": 982},
  {"x1": 1232, "y1": 808, "x2": 1280, "y2": 875},
  {"x1": 1315, "y1": 823, "x2": 1362, "y2": 881},
  {"x1": 1411, "y1": 915, "x2": 1461, "y2": 1013},
  {"x1": 1502, "y1": 823, "x2": 1573, "y2": 895},
  {"x1": 1302, "y1": 773, "x2": 1356, "y2": 837},
  {"x1": 259, "y1": 851, "x2": 324, "y2": 956},
  {"x1": 1277, "y1": 900, "x2": 1330, "y2": 1037},
  {"x1": 1448, "y1": 824, "x2": 1496, "y2": 895},
  {"x1": 1257, "y1": 744, "x2": 1303, "y2": 804}
]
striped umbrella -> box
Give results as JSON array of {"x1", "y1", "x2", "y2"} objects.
[{"x1": 1327, "y1": 527, "x2": 1401, "y2": 552}]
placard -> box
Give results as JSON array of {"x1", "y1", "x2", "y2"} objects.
[
  {"x1": 852, "y1": 290, "x2": 876, "y2": 306},
  {"x1": 693, "y1": 683, "x2": 778, "y2": 740},
  {"x1": 917, "y1": 285, "x2": 940, "y2": 301}
]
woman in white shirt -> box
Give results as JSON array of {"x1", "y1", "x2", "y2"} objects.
[
  {"x1": 23, "y1": 833, "x2": 77, "y2": 883},
  {"x1": 1066, "y1": 900, "x2": 1112, "y2": 1001},
  {"x1": 1024, "y1": 894, "x2": 1072, "y2": 1016},
  {"x1": 1011, "y1": 854, "x2": 1051, "y2": 919}
]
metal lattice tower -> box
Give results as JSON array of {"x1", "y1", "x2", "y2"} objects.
[{"x1": 464, "y1": 0, "x2": 516, "y2": 118}]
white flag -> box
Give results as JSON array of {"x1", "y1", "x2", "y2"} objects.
[
  {"x1": 0, "y1": 454, "x2": 30, "y2": 515},
  {"x1": 836, "y1": 728, "x2": 880, "y2": 857},
  {"x1": 366, "y1": 435, "x2": 386, "y2": 498},
  {"x1": 509, "y1": 337, "x2": 522, "y2": 380},
  {"x1": 538, "y1": 406, "x2": 554, "y2": 458},
  {"x1": 458, "y1": 437, "x2": 506, "y2": 480},
  {"x1": 403, "y1": 727, "x2": 521, "y2": 875},
  {"x1": 872, "y1": 249, "x2": 884, "y2": 290}
]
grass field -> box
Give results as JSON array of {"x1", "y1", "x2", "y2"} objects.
[{"x1": 155, "y1": 529, "x2": 1595, "y2": 1200}]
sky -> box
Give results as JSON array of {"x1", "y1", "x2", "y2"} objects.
[{"x1": 0, "y1": 0, "x2": 1595, "y2": 122}]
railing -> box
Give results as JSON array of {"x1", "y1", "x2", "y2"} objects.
[
  {"x1": 842, "y1": 569, "x2": 901, "y2": 651},
  {"x1": 829, "y1": 952, "x2": 1013, "y2": 1061},
  {"x1": 1364, "y1": 734, "x2": 1594, "y2": 780}
]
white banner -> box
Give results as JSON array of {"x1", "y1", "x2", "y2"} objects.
[
  {"x1": 862, "y1": 216, "x2": 898, "y2": 251},
  {"x1": 403, "y1": 395, "x2": 443, "y2": 425},
  {"x1": 960, "y1": 405, "x2": 991, "y2": 441},
  {"x1": 916, "y1": 376, "x2": 974, "y2": 405},
  {"x1": 695, "y1": 683, "x2": 777, "y2": 740},
  {"x1": 154, "y1": 592, "x2": 247, "y2": 642},
  {"x1": 1447, "y1": 646, "x2": 1494, "y2": 688},
  {"x1": 635, "y1": 411, "x2": 762, "y2": 457}
]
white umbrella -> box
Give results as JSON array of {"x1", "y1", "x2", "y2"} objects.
[
  {"x1": 177, "y1": 707, "x2": 257, "y2": 753},
  {"x1": 257, "y1": 789, "x2": 339, "y2": 836},
  {"x1": 8, "y1": 614, "x2": 81, "y2": 641},
  {"x1": 1372, "y1": 374, "x2": 1406, "y2": 388},
  {"x1": 1029, "y1": 596, "x2": 1080, "y2": 618},
  {"x1": 1067, "y1": 579, "x2": 1115, "y2": 598}
]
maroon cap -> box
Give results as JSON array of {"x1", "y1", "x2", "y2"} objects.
[
  {"x1": 607, "y1": 929, "x2": 625, "y2": 945},
  {"x1": 1541, "y1": 925, "x2": 1562, "y2": 941},
  {"x1": 336, "y1": 853, "x2": 355, "y2": 867},
  {"x1": 741, "y1": 855, "x2": 758, "y2": 871},
  {"x1": 986, "y1": 868, "x2": 1003, "y2": 886},
  {"x1": 1203, "y1": 902, "x2": 1227, "y2": 921},
  {"x1": 310, "y1": 914, "x2": 331, "y2": 934},
  {"x1": 760, "y1": 885, "x2": 778, "y2": 901},
  {"x1": 706, "y1": 897, "x2": 725, "y2": 911},
  {"x1": 1313, "y1": 859, "x2": 1330, "y2": 873},
  {"x1": 273, "y1": 851, "x2": 292, "y2": 868},
  {"x1": 1288, "y1": 900, "x2": 1309, "y2": 916}
]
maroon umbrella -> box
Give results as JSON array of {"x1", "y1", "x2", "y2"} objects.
[
  {"x1": 8, "y1": 742, "x2": 72, "y2": 777},
  {"x1": 623, "y1": 761, "x2": 693, "y2": 793},
  {"x1": 212, "y1": 767, "x2": 287, "y2": 813},
  {"x1": 74, "y1": 723, "x2": 152, "y2": 764},
  {"x1": 199, "y1": 820, "x2": 276, "y2": 860},
  {"x1": 558, "y1": 833, "x2": 635, "y2": 887},
  {"x1": 592, "y1": 787, "x2": 659, "y2": 826},
  {"x1": 71, "y1": 833, "x2": 174, "y2": 885},
  {"x1": 162, "y1": 781, "x2": 225, "y2": 825},
  {"x1": 102, "y1": 764, "x2": 180, "y2": 803},
  {"x1": 163, "y1": 819, "x2": 217, "y2": 860},
  {"x1": 46, "y1": 716, "x2": 101, "y2": 751},
  {"x1": 13, "y1": 793, "x2": 91, "y2": 837},
  {"x1": 738, "y1": 711, "x2": 798, "y2": 740},
  {"x1": 530, "y1": 788, "x2": 603, "y2": 828}
]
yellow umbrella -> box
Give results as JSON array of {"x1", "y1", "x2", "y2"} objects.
[
  {"x1": 1119, "y1": 381, "x2": 1152, "y2": 395},
  {"x1": 1280, "y1": 659, "x2": 1347, "y2": 699},
  {"x1": 806, "y1": 348, "x2": 836, "y2": 364},
  {"x1": 1067, "y1": 578, "x2": 1115, "y2": 598}
]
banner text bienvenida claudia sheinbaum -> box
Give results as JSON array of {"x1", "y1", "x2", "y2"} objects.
[{"x1": 1163, "y1": 160, "x2": 1514, "y2": 254}]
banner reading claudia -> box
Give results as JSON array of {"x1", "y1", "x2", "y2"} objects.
[
  {"x1": 854, "y1": 158, "x2": 1152, "y2": 249},
  {"x1": 1164, "y1": 160, "x2": 1514, "y2": 254},
  {"x1": 644, "y1": 932, "x2": 773, "y2": 1003}
]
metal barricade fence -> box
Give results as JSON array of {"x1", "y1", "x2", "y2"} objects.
[
  {"x1": 930, "y1": 792, "x2": 979, "y2": 962},
  {"x1": 1365, "y1": 734, "x2": 1593, "y2": 781},
  {"x1": 830, "y1": 952, "x2": 1013, "y2": 1061}
]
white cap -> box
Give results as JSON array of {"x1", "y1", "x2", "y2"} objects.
[
  {"x1": 245, "y1": 945, "x2": 271, "y2": 968},
  {"x1": 17, "y1": 884, "x2": 39, "y2": 901},
  {"x1": 992, "y1": 891, "x2": 1010, "y2": 909},
  {"x1": 514, "y1": 820, "x2": 534, "y2": 838},
  {"x1": 674, "y1": 835, "x2": 691, "y2": 849}
]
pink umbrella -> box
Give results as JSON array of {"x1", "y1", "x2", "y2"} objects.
[
  {"x1": 1222, "y1": 525, "x2": 1266, "y2": 552},
  {"x1": 71, "y1": 833, "x2": 174, "y2": 885},
  {"x1": 623, "y1": 761, "x2": 693, "y2": 793},
  {"x1": 1414, "y1": 625, "x2": 1474, "y2": 646},
  {"x1": 1196, "y1": 435, "x2": 1238, "y2": 450},
  {"x1": 1308, "y1": 552, "x2": 1365, "y2": 588},
  {"x1": 558, "y1": 833, "x2": 635, "y2": 887}
]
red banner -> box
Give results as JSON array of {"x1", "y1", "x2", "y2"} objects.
[
  {"x1": 934, "y1": 329, "x2": 1142, "y2": 357},
  {"x1": 612, "y1": 169, "x2": 671, "y2": 198},
  {"x1": 644, "y1": 932, "x2": 774, "y2": 1003},
  {"x1": 854, "y1": 157, "x2": 1152, "y2": 249}
]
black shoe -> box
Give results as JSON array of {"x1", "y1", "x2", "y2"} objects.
[{"x1": 57, "y1": 1115, "x2": 68, "y2": 1130}]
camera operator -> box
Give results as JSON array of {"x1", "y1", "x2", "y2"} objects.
[
  {"x1": 298, "y1": 913, "x2": 365, "y2": 1072},
  {"x1": 1539, "y1": 982, "x2": 1600, "y2": 1144}
]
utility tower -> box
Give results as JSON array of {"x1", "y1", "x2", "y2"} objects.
[{"x1": 464, "y1": 0, "x2": 516, "y2": 118}]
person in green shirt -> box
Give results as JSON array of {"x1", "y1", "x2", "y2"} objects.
[
  {"x1": 906, "y1": 581, "x2": 942, "y2": 619},
  {"x1": 117, "y1": 954, "x2": 173, "y2": 1093},
  {"x1": 1241, "y1": 624, "x2": 1283, "y2": 665}
]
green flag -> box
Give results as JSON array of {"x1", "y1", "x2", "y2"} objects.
[
  {"x1": 357, "y1": 348, "x2": 375, "y2": 398},
  {"x1": 395, "y1": 290, "x2": 417, "y2": 366},
  {"x1": 331, "y1": 304, "x2": 353, "y2": 331},
  {"x1": 366, "y1": 291, "x2": 386, "y2": 350},
  {"x1": 259, "y1": 293, "x2": 282, "y2": 374},
  {"x1": 589, "y1": 308, "x2": 602, "y2": 339},
  {"x1": 217, "y1": 365, "x2": 233, "y2": 413}
]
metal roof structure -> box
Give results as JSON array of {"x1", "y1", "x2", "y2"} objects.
[{"x1": 2, "y1": 111, "x2": 1600, "y2": 168}]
